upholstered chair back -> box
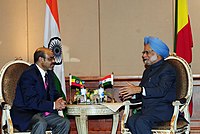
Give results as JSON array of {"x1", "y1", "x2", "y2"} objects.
[
  {"x1": 167, "y1": 58, "x2": 188, "y2": 100},
  {"x1": 0, "y1": 60, "x2": 30, "y2": 106}
]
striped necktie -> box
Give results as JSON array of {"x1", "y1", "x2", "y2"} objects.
[
  {"x1": 44, "y1": 73, "x2": 50, "y2": 116},
  {"x1": 44, "y1": 73, "x2": 48, "y2": 90}
]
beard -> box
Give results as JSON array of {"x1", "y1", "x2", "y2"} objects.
[{"x1": 143, "y1": 54, "x2": 158, "y2": 65}]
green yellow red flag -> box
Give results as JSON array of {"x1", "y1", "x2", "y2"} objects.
[
  {"x1": 174, "y1": 0, "x2": 193, "y2": 63},
  {"x1": 174, "y1": 0, "x2": 193, "y2": 116}
]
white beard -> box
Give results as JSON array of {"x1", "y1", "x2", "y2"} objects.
[
  {"x1": 150, "y1": 54, "x2": 158, "y2": 63},
  {"x1": 144, "y1": 54, "x2": 158, "y2": 65}
]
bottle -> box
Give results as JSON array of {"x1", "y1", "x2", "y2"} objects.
[
  {"x1": 80, "y1": 86, "x2": 87, "y2": 103},
  {"x1": 98, "y1": 85, "x2": 104, "y2": 103}
]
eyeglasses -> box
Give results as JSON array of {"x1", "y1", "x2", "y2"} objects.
[{"x1": 142, "y1": 50, "x2": 154, "y2": 55}]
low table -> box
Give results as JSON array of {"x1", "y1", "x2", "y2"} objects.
[{"x1": 66, "y1": 103, "x2": 125, "y2": 134}]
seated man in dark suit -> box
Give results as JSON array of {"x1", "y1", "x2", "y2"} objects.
[
  {"x1": 11, "y1": 47, "x2": 70, "y2": 134},
  {"x1": 119, "y1": 36, "x2": 176, "y2": 134}
]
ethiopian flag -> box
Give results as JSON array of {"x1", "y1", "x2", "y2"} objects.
[
  {"x1": 69, "y1": 75, "x2": 84, "y2": 88},
  {"x1": 44, "y1": 0, "x2": 66, "y2": 100},
  {"x1": 174, "y1": 0, "x2": 193, "y2": 116}
]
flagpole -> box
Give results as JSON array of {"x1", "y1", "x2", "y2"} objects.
[
  {"x1": 69, "y1": 73, "x2": 72, "y2": 104},
  {"x1": 111, "y1": 72, "x2": 115, "y2": 103}
]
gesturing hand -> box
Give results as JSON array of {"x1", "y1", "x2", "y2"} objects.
[{"x1": 119, "y1": 82, "x2": 141, "y2": 101}]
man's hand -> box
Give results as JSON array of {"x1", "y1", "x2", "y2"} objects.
[
  {"x1": 55, "y1": 97, "x2": 67, "y2": 110},
  {"x1": 119, "y1": 82, "x2": 141, "y2": 101}
]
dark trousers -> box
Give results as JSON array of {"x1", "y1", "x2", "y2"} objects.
[
  {"x1": 30, "y1": 113, "x2": 70, "y2": 134},
  {"x1": 126, "y1": 111, "x2": 160, "y2": 134}
]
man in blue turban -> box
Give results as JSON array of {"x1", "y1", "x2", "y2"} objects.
[
  {"x1": 144, "y1": 36, "x2": 169, "y2": 59},
  {"x1": 119, "y1": 36, "x2": 176, "y2": 134}
]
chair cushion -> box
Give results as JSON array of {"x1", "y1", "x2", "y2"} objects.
[{"x1": 152, "y1": 117, "x2": 189, "y2": 131}]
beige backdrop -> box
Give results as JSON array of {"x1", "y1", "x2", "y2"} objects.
[{"x1": 0, "y1": 0, "x2": 199, "y2": 77}]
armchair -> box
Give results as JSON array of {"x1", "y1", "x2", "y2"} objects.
[
  {"x1": 0, "y1": 60, "x2": 52, "y2": 134},
  {"x1": 121, "y1": 55, "x2": 193, "y2": 134}
]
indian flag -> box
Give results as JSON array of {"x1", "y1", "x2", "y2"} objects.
[
  {"x1": 174, "y1": 0, "x2": 193, "y2": 116},
  {"x1": 99, "y1": 74, "x2": 114, "y2": 89},
  {"x1": 69, "y1": 75, "x2": 84, "y2": 88},
  {"x1": 44, "y1": 0, "x2": 66, "y2": 100}
]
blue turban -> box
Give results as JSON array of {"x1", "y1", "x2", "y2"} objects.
[{"x1": 144, "y1": 36, "x2": 169, "y2": 58}]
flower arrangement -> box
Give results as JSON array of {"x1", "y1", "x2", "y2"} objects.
[
  {"x1": 74, "y1": 88, "x2": 110, "y2": 104},
  {"x1": 70, "y1": 74, "x2": 114, "y2": 104}
]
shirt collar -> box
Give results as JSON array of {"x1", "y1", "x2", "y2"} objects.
[{"x1": 35, "y1": 64, "x2": 47, "y2": 79}]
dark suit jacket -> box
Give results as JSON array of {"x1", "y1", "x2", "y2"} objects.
[
  {"x1": 10, "y1": 64, "x2": 61, "y2": 131},
  {"x1": 139, "y1": 59, "x2": 176, "y2": 122}
]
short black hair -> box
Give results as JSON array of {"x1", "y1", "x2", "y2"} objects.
[{"x1": 34, "y1": 48, "x2": 46, "y2": 63}]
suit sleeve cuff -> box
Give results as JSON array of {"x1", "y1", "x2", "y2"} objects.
[
  {"x1": 53, "y1": 102, "x2": 55, "y2": 109},
  {"x1": 141, "y1": 86, "x2": 146, "y2": 96}
]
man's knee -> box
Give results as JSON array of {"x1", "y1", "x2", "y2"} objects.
[
  {"x1": 31, "y1": 120, "x2": 48, "y2": 134},
  {"x1": 63, "y1": 118, "x2": 70, "y2": 127},
  {"x1": 35, "y1": 120, "x2": 48, "y2": 128},
  {"x1": 57, "y1": 118, "x2": 70, "y2": 130},
  {"x1": 55, "y1": 118, "x2": 70, "y2": 133},
  {"x1": 134, "y1": 117, "x2": 152, "y2": 133},
  {"x1": 135, "y1": 117, "x2": 148, "y2": 127}
]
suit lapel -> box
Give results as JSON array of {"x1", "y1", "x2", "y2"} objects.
[{"x1": 33, "y1": 64, "x2": 47, "y2": 94}]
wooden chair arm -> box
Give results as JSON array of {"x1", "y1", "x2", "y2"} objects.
[
  {"x1": 121, "y1": 101, "x2": 142, "y2": 134},
  {"x1": 170, "y1": 99, "x2": 188, "y2": 132},
  {"x1": 1, "y1": 103, "x2": 14, "y2": 134}
]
